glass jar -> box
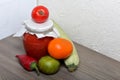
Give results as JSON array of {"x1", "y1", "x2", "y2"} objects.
[{"x1": 23, "y1": 19, "x2": 59, "y2": 61}]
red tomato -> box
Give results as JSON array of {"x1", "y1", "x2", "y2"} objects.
[{"x1": 31, "y1": 5, "x2": 49, "y2": 23}]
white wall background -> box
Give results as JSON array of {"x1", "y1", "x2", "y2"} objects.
[
  {"x1": 1, "y1": 0, "x2": 120, "y2": 61},
  {"x1": 0, "y1": 0, "x2": 35, "y2": 39}
]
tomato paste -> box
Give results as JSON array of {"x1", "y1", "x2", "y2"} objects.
[{"x1": 23, "y1": 33, "x2": 54, "y2": 61}]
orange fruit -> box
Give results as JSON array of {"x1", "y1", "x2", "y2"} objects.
[{"x1": 48, "y1": 38, "x2": 73, "y2": 59}]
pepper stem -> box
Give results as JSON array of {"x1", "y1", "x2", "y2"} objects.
[
  {"x1": 31, "y1": 62, "x2": 40, "y2": 76},
  {"x1": 35, "y1": 66, "x2": 40, "y2": 76},
  {"x1": 36, "y1": 0, "x2": 39, "y2": 6}
]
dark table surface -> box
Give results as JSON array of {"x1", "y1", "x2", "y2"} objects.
[{"x1": 0, "y1": 36, "x2": 120, "y2": 80}]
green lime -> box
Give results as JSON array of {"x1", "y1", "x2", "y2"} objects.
[{"x1": 38, "y1": 56, "x2": 60, "y2": 74}]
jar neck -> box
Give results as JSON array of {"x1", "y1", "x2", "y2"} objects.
[
  {"x1": 24, "y1": 19, "x2": 53, "y2": 33},
  {"x1": 26, "y1": 27, "x2": 54, "y2": 34}
]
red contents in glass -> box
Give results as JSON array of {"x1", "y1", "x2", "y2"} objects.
[{"x1": 23, "y1": 33, "x2": 54, "y2": 61}]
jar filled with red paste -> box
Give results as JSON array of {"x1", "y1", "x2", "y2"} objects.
[{"x1": 22, "y1": 19, "x2": 59, "y2": 61}]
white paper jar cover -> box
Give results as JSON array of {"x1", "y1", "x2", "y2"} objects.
[{"x1": 14, "y1": 19, "x2": 60, "y2": 38}]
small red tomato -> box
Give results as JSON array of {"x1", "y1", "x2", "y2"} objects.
[{"x1": 31, "y1": 5, "x2": 49, "y2": 23}]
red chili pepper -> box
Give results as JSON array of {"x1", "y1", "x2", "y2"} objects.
[{"x1": 16, "y1": 54, "x2": 40, "y2": 75}]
